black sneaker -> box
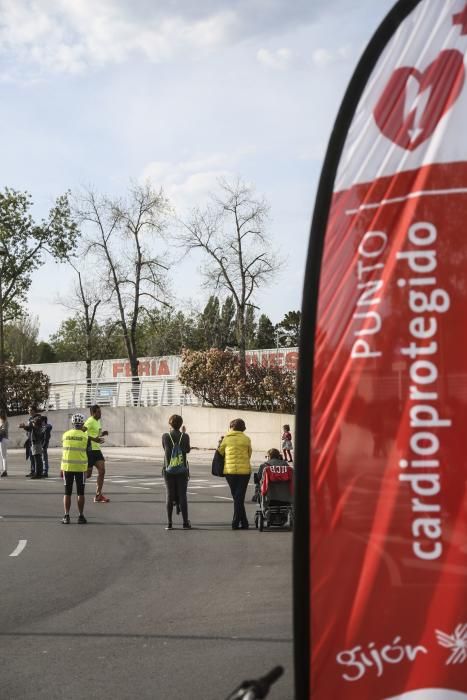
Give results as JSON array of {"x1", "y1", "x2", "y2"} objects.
[
  {"x1": 77, "y1": 514, "x2": 87, "y2": 524},
  {"x1": 0, "y1": 471, "x2": 7, "y2": 477},
  {"x1": 165, "y1": 523, "x2": 173, "y2": 530},
  {"x1": 183, "y1": 521, "x2": 192, "y2": 529},
  {"x1": 62, "y1": 514, "x2": 70, "y2": 524}
]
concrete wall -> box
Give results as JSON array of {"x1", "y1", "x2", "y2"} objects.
[{"x1": 9, "y1": 406, "x2": 295, "y2": 453}]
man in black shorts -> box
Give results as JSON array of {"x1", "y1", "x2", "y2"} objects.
[
  {"x1": 61, "y1": 413, "x2": 89, "y2": 524},
  {"x1": 85, "y1": 405, "x2": 109, "y2": 503}
]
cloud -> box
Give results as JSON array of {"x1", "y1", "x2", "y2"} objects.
[
  {"x1": 311, "y1": 45, "x2": 351, "y2": 67},
  {"x1": 257, "y1": 47, "x2": 292, "y2": 70},
  {"x1": 0, "y1": 0, "x2": 321, "y2": 76},
  {"x1": 140, "y1": 155, "x2": 235, "y2": 213}
]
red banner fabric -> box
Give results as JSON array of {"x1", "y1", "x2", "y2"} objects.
[{"x1": 309, "y1": 2, "x2": 467, "y2": 699}]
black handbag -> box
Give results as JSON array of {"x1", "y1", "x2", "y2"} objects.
[{"x1": 211, "y1": 449, "x2": 225, "y2": 477}]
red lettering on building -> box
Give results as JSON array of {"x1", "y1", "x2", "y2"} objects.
[
  {"x1": 112, "y1": 362, "x2": 124, "y2": 377},
  {"x1": 139, "y1": 361, "x2": 150, "y2": 376},
  {"x1": 285, "y1": 352, "x2": 298, "y2": 370},
  {"x1": 158, "y1": 360, "x2": 170, "y2": 375}
]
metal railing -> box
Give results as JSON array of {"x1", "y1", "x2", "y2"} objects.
[{"x1": 44, "y1": 376, "x2": 202, "y2": 410}]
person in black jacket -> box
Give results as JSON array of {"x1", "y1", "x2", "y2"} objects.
[
  {"x1": 41, "y1": 415, "x2": 52, "y2": 478},
  {"x1": 161, "y1": 415, "x2": 191, "y2": 530}
]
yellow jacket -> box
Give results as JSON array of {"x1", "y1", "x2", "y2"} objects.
[{"x1": 218, "y1": 430, "x2": 252, "y2": 475}]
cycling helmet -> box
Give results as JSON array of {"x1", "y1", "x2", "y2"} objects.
[{"x1": 71, "y1": 413, "x2": 86, "y2": 427}]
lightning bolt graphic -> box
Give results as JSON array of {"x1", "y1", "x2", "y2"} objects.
[{"x1": 404, "y1": 74, "x2": 432, "y2": 142}]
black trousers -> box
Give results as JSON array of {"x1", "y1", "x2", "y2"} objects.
[
  {"x1": 225, "y1": 474, "x2": 250, "y2": 527},
  {"x1": 164, "y1": 472, "x2": 188, "y2": 524},
  {"x1": 31, "y1": 453, "x2": 43, "y2": 477}
]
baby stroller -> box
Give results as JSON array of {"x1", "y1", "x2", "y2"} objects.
[{"x1": 254, "y1": 463, "x2": 294, "y2": 531}]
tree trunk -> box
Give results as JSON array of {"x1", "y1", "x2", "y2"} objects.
[
  {"x1": 129, "y1": 355, "x2": 140, "y2": 406},
  {"x1": 85, "y1": 336, "x2": 92, "y2": 408},
  {"x1": 236, "y1": 306, "x2": 246, "y2": 374}
]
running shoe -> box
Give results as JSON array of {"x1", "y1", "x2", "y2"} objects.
[
  {"x1": 165, "y1": 523, "x2": 173, "y2": 530},
  {"x1": 183, "y1": 521, "x2": 192, "y2": 529},
  {"x1": 0, "y1": 471, "x2": 7, "y2": 477},
  {"x1": 94, "y1": 494, "x2": 110, "y2": 503},
  {"x1": 62, "y1": 514, "x2": 70, "y2": 524},
  {"x1": 77, "y1": 514, "x2": 87, "y2": 524}
]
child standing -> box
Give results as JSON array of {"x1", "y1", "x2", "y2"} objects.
[{"x1": 282, "y1": 424, "x2": 293, "y2": 462}]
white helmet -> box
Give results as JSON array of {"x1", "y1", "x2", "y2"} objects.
[{"x1": 71, "y1": 413, "x2": 86, "y2": 427}]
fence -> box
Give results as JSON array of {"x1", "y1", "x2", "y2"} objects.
[{"x1": 45, "y1": 376, "x2": 202, "y2": 410}]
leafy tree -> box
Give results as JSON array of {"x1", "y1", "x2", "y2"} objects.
[
  {"x1": 256, "y1": 314, "x2": 276, "y2": 349},
  {"x1": 179, "y1": 179, "x2": 282, "y2": 371},
  {"x1": 4, "y1": 316, "x2": 40, "y2": 364},
  {"x1": 49, "y1": 318, "x2": 123, "y2": 362},
  {"x1": 137, "y1": 309, "x2": 194, "y2": 356},
  {"x1": 1, "y1": 364, "x2": 49, "y2": 414},
  {"x1": 219, "y1": 295, "x2": 236, "y2": 348},
  {"x1": 244, "y1": 306, "x2": 257, "y2": 349},
  {"x1": 276, "y1": 310, "x2": 301, "y2": 347},
  {"x1": 0, "y1": 188, "x2": 77, "y2": 366},
  {"x1": 197, "y1": 296, "x2": 221, "y2": 348},
  {"x1": 36, "y1": 342, "x2": 57, "y2": 364}
]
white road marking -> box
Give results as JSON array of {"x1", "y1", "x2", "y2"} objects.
[
  {"x1": 10, "y1": 540, "x2": 27, "y2": 557},
  {"x1": 124, "y1": 486, "x2": 151, "y2": 490},
  {"x1": 214, "y1": 496, "x2": 233, "y2": 501}
]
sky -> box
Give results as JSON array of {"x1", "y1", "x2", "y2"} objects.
[{"x1": 0, "y1": 0, "x2": 396, "y2": 341}]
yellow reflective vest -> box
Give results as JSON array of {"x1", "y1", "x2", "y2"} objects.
[{"x1": 61, "y1": 429, "x2": 89, "y2": 472}]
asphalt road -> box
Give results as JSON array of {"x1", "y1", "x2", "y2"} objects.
[{"x1": 0, "y1": 448, "x2": 294, "y2": 700}]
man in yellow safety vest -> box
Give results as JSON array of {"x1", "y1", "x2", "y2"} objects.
[{"x1": 61, "y1": 413, "x2": 89, "y2": 524}]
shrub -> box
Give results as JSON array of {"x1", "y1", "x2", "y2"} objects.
[
  {"x1": 179, "y1": 349, "x2": 296, "y2": 412},
  {"x1": 0, "y1": 364, "x2": 50, "y2": 415}
]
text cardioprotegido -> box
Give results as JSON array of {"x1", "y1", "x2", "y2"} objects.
[{"x1": 351, "y1": 221, "x2": 450, "y2": 561}]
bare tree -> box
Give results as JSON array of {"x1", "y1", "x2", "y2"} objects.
[
  {"x1": 74, "y1": 182, "x2": 171, "y2": 397},
  {"x1": 58, "y1": 258, "x2": 103, "y2": 391},
  {"x1": 179, "y1": 178, "x2": 282, "y2": 370}
]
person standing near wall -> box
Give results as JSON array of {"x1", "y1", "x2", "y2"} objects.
[
  {"x1": 0, "y1": 409, "x2": 9, "y2": 477},
  {"x1": 41, "y1": 415, "x2": 52, "y2": 478},
  {"x1": 218, "y1": 418, "x2": 252, "y2": 529},
  {"x1": 85, "y1": 405, "x2": 110, "y2": 503},
  {"x1": 19, "y1": 404, "x2": 42, "y2": 477}
]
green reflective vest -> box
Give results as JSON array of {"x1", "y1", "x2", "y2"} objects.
[{"x1": 61, "y1": 429, "x2": 89, "y2": 472}]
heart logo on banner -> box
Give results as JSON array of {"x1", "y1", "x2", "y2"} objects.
[{"x1": 374, "y1": 49, "x2": 465, "y2": 151}]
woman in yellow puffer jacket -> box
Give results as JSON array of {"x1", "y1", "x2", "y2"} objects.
[{"x1": 218, "y1": 418, "x2": 252, "y2": 529}]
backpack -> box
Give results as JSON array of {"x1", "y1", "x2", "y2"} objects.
[{"x1": 166, "y1": 432, "x2": 188, "y2": 475}]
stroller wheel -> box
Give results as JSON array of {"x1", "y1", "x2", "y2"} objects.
[{"x1": 258, "y1": 513, "x2": 264, "y2": 532}]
